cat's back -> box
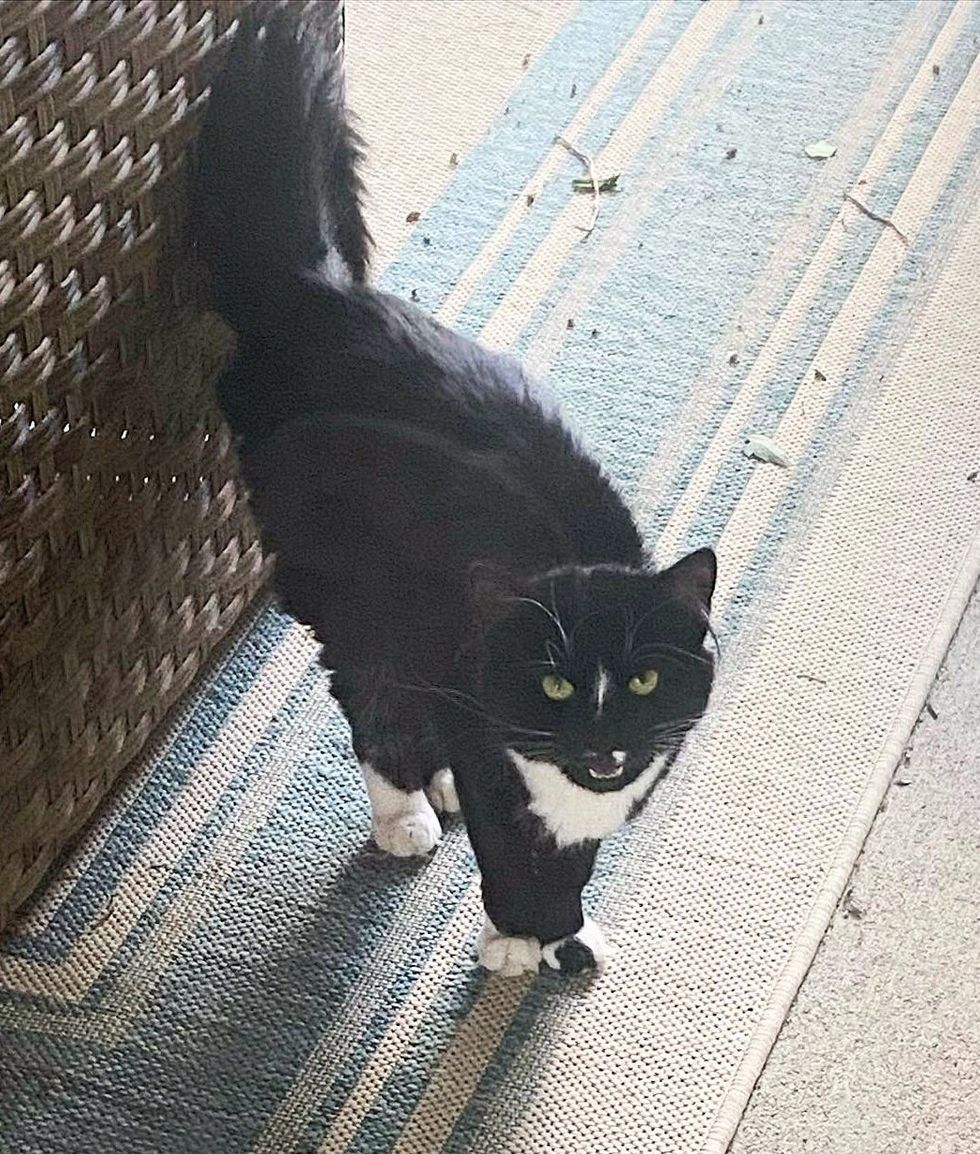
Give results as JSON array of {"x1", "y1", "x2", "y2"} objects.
[
  {"x1": 239, "y1": 282, "x2": 644, "y2": 594},
  {"x1": 224, "y1": 272, "x2": 556, "y2": 454}
]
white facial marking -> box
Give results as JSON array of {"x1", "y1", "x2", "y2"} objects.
[
  {"x1": 361, "y1": 762, "x2": 442, "y2": 857},
  {"x1": 594, "y1": 666, "x2": 610, "y2": 717},
  {"x1": 508, "y1": 751, "x2": 669, "y2": 848}
]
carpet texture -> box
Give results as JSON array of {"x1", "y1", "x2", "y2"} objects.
[
  {"x1": 730, "y1": 588, "x2": 980, "y2": 1154},
  {"x1": 3, "y1": 2, "x2": 980, "y2": 1152}
]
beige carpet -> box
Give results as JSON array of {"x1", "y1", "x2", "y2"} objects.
[{"x1": 731, "y1": 589, "x2": 980, "y2": 1153}]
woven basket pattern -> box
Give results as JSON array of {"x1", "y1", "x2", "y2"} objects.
[{"x1": 0, "y1": 0, "x2": 278, "y2": 932}]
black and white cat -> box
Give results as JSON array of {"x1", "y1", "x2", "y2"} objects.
[{"x1": 192, "y1": 4, "x2": 716, "y2": 977}]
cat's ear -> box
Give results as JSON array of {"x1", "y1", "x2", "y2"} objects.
[
  {"x1": 468, "y1": 560, "x2": 527, "y2": 630},
  {"x1": 660, "y1": 547, "x2": 717, "y2": 619}
]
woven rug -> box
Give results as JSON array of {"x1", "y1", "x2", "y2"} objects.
[{"x1": 3, "y1": 2, "x2": 980, "y2": 1151}]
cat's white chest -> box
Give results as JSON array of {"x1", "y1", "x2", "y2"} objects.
[{"x1": 508, "y1": 751, "x2": 668, "y2": 848}]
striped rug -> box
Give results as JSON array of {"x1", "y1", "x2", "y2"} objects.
[{"x1": 3, "y1": 2, "x2": 980, "y2": 1151}]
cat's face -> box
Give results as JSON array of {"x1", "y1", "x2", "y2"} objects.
[{"x1": 476, "y1": 550, "x2": 716, "y2": 794}]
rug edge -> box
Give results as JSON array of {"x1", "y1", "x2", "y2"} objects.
[{"x1": 702, "y1": 532, "x2": 980, "y2": 1154}]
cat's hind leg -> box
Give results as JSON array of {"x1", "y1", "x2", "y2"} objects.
[{"x1": 331, "y1": 669, "x2": 445, "y2": 857}]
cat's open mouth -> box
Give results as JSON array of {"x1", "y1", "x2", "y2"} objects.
[{"x1": 586, "y1": 756, "x2": 625, "y2": 781}]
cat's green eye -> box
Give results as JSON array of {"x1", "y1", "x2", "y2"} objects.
[
  {"x1": 628, "y1": 669, "x2": 660, "y2": 696},
  {"x1": 541, "y1": 673, "x2": 576, "y2": 701}
]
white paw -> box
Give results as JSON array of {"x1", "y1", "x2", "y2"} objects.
[
  {"x1": 477, "y1": 918, "x2": 542, "y2": 977},
  {"x1": 361, "y1": 763, "x2": 443, "y2": 857},
  {"x1": 372, "y1": 805, "x2": 442, "y2": 857},
  {"x1": 425, "y1": 768, "x2": 461, "y2": 814},
  {"x1": 542, "y1": 916, "x2": 607, "y2": 975}
]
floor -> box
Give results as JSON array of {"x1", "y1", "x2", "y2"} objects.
[{"x1": 731, "y1": 587, "x2": 980, "y2": 1154}]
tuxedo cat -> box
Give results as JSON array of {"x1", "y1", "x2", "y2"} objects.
[{"x1": 192, "y1": 4, "x2": 716, "y2": 976}]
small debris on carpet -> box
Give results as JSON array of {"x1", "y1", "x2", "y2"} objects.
[
  {"x1": 406, "y1": 210, "x2": 421, "y2": 223},
  {"x1": 844, "y1": 192, "x2": 909, "y2": 245},
  {"x1": 92, "y1": 895, "x2": 116, "y2": 928},
  {"x1": 842, "y1": 888, "x2": 866, "y2": 920},
  {"x1": 932, "y1": 62, "x2": 940, "y2": 77},
  {"x1": 729, "y1": 352, "x2": 739, "y2": 366},
  {"x1": 796, "y1": 672, "x2": 828, "y2": 686},
  {"x1": 566, "y1": 317, "x2": 575, "y2": 330},
  {"x1": 555, "y1": 135, "x2": 606, "y2": 236},
  {"x1": 804, "y1": 139, "x2": 837, "y2": 159},
  {"x1": 410, "y1": 289, "x2": 419, "y2": 302},
  {"x1": 743, "y1": 433, "x2": 791, "y2": 468},
  {"x1": 422, "y1": 236, "x2": 431, "y2": 246},
  {"x1": 449, "y1": 151, "x2": 458, "y2": 168},
  {"x1": 814, "y1": 368, "x2": 827, "y2": 382},
  {"x1": 590, "y1": 328, "x2": 599, "y2": 338},
  {"x1": 522, "y1": 53, "x2": 531, "y2": 69},
  {"x1": 570, "y1": 82, "x2": 577, "y2": 98},
  {"x1": 968, "y1": 470, "x2": 978, "y2": 482},
  {"x1": 725, "y1": 146, "x2": 738, "y2": 160},
  {"x1": 573, "y1": 174, "x2": 620, "y2": 193}
]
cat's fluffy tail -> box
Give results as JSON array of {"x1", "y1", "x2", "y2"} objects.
[{"x1": 191, "y1": 1, "x2": 371, "y2": 330}]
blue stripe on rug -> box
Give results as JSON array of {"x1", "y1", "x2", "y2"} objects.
[
  {"x1": 3, "y1": 606, "x2": 292, "y2": 964},
  {"x1": 645, "y1": 0, "x2": 968, "y2": 546},
  {"x1": 720, "y1": 116, "x2": 980, "y2": 638},
  {"x1": 515, "y1": 0, "x2": 933, "y2": 500},
  {"x1": 381, "y1": 0, "x2": 655, "y2": 312},
  {"x1": 452, "y1": 0, "x2": 713, "y2": 338}
]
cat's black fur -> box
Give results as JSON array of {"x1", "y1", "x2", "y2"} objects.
[{"x1": 192, "y1": 5, "x2": 716, "y2": 975}]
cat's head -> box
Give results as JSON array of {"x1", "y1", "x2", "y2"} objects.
[{"x1": 472, "y1": 549, "x2": 716, "y2": 794}]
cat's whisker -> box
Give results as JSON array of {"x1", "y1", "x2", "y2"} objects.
[
  {"x1": 649, "y1": 717, "x2": 703, "y2": 735},
  {"x1": 645, "y1": 718, "x2": 704, "y2": 747},
  {"x1": 623, "y1": 597, "x2": 673, "y2": 643},
  {"x1": 651, "y1": 714, "x2": 704, "y2": 728},
  {"x1": 392, "y1": 679, "x2": 556, "y2": 739},
  {"x1": 652, "y1": 733, "x2": 692, "y2": 748},
  {"x1": 550, "y1": 579, "x2": 571, "y2": 654},
  {"x1": 622, "y1": 606, "x2": 636, "y2": 662},
  {"x1": 630, "y1": 642, "x2": 714, "y2": 668},
  {"x1": 513, "y1": 595, "x2": 570, "y2": 655}
]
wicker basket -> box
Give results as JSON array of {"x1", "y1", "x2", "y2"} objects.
[{"x1": 0, "y1": 0, "x2": 285, "y2": 932}]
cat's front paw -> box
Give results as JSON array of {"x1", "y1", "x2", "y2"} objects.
[
  {"x1": 425, "y1": 768, "x2": 461, "y2": 815},
  {"x1": 542, "y1": 916, "x2": 607, "y2": 975},
  {"x1": 477, "y1": 918, "x2": 542, "y2": 977},
  {"x1": 372, "y1": 803, "x2": 442, "y2": 857}
]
